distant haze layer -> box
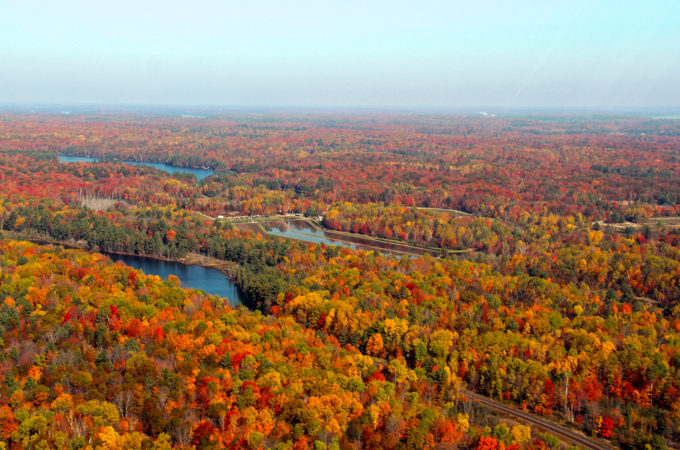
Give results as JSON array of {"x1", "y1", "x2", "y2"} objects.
[{"x1": 1, "y1": 0, "x2": 679, "y2": 108}]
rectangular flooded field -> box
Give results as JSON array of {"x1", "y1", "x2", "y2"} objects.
[{"x1": 233, "y1": 222, "x2": 266, "y2": 234}]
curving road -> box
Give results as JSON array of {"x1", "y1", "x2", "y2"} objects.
[{"x1": 461, "y1": 390, "x2": 615, "y2": 450}]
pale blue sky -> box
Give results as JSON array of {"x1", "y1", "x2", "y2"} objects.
[{"x1": 1, "y1": 0, "x2": 679, "y2": 108}]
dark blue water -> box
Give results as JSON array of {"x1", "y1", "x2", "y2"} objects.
[
  {"x1": 58, "y1": 155, "x2": 215, "y2": 181},
  {"x1": 107, "y1": 253, "x2": 242, "y2": 306}
]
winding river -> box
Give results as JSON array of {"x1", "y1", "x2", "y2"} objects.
[{"x1": 58, "y1": 155, "x2": 215, "y2": 181}]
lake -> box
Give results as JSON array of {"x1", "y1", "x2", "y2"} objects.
[
  {"x1": 58, "y1": 155, "x2": 215, "y2": 181},
  {"x1": 106, "y1": 253, "x2": 242, "y2": 306}
]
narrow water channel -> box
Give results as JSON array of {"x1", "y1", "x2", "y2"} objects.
[{"x1": 58, "y1": 155, "x2": 215, "y2": 181}]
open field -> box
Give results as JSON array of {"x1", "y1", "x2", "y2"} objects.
[
  {"x1": 416, "y1": 206, "x2": 472, "y2": 216},
  {"x1": 596, "y1": 216, "x2": 680, "y2": 230}
]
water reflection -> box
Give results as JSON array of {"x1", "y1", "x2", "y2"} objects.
[{"x1": 107, "y1": 253, "x2": 242, "y2": 306}]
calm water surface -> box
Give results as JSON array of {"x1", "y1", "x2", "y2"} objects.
[
  {"x1": 263, "y1": 220, "x2": 359, "y2": 248},
  {"x1": 262, "y1": 220, "x2": 419, "y2": 257},
  {"x1": 107, "y1": 253, "x2": 242, "y2": 306},
  {"x1": 58, "y1": 155, "x2": 215, "y2": 181}
]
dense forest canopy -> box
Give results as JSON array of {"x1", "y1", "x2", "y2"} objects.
[{"x1": 0, "y1": 113, "x2": 679, "y2": 448}]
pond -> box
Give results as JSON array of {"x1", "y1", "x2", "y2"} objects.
[
  {"x1": 58, "y1": 155, "x2": 215, "y2": 181},
  {"x1": 261, "y1": 220, "x2": 426, "y2": 258},
  {"x1": 106, "y1": 253, "x2": 242, "y2": 306},
  {"x1": 263, "y1": 220, "x2": 344, "y2": 245}
]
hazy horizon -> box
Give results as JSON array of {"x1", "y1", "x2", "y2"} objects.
[
  {"x1": 2, "y1": 0, "x2": 679, "y2": 108},
  {"x1": 3, "y1": 104, "x2": 680, "y2": 116}
]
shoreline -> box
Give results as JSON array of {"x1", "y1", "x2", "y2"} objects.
[{"x1": 0, "y1": 231, "x2": 238, "y2": 280}]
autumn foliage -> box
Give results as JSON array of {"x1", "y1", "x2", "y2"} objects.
[{"x1": 1, "y1": 113, "x2": 680, "y2": 448}]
